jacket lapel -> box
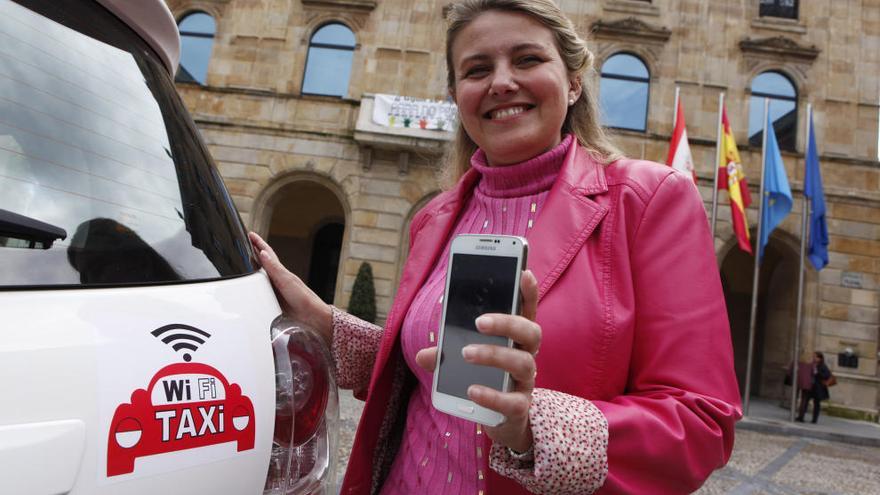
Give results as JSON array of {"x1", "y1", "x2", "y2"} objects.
[{"x1": 527, "y1": 143, "x2": 609, "y2": 301}]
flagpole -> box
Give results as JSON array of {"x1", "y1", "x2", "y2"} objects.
[
  {"x1": 711, "y1": 92, "x2": 724, "y2": 238},
  {"x1": 791, "y1": 103, "x2": 812, "y2": 421},
  {"x1": 744, "y1": 97, "x2": 770, "y2": 415},
  {"x1": 673, "y1": 86, "x2": 680, "y2": 129}
]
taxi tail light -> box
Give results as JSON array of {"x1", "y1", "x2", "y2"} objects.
[{"x1": 264, "y1": 316, "x2": 338, "y2": 495}]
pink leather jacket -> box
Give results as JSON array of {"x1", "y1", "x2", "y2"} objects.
[{"x1": 340, "y1": 142, "x2": 742, "y2": 495}]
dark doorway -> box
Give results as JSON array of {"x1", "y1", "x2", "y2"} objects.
[
  {"x1": 720, "y1": 235, "x2": 798, "y2": 401},
  {"x1": 266, "y1": 180, "x2": 345, "y2": 304},
  {"x1": 308, "y1": 222, "x2": 344, "y2": 303}
]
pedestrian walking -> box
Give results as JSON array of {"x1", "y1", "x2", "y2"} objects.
[{"x1": 797, "y1": 351, "x2": 833, "y2": 424}]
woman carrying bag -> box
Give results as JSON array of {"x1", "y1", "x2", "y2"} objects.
[{"x1": 797, "y1": 352, "x2": 834, "y2": 424}]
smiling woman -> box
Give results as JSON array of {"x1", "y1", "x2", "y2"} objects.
[
  {"x1": 251, "y1": 1, "x2": 742, "y2": 494},
  {"x1": 449, "y1": 12, "x2": 577, "y2": 166},
  {"x1": 443, "y1": 1, "x2": 620, "y2": 183}
]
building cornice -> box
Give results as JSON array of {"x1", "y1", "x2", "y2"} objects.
[
  {"x1": 602, "y1": 0, "x2": 660, "y2": 17},
  {"x1": 739, "y1": 36, "x2": 820, "y2": 63},
  {"x1": 590, "y1": 17, "x2": 671, "y2": 45},
  {"x1": 300, "y1": 0, "x2": 377, "y2": 12}
]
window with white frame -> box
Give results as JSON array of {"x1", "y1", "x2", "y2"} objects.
[
  {"x1": 748, "y1": 71, "x2": 798, "y2": 151},
  {"x1": 302, "y1": 23, "x2": 356, "y2": 97},
  {"x1": 599, "y1": 53, "x2": 650, "y2": 132},
  {"x1": 759, "y1": 0, "x2": 798, "y2": 19},
  {"x1": 176, "y1": 12, "x2": 215, "y2": 85}
]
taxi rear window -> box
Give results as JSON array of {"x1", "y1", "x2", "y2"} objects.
[{"x1": 0, "y1": 0, "x2": 255, "y2": 287}]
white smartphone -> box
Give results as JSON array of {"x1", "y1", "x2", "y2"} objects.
[{"x1": 431, "y1": 234, "x2": 528, "y2": 426}]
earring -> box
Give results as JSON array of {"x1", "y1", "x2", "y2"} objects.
[{"x1": 568, "y1": 97, "x2": 576, "y2": 106}]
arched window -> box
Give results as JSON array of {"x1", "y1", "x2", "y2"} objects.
[
  {"x1": 176, "y1": 12, "x2": 215, "y2": 85},
  {"x1": 599, "y1": 53, "x2": 650, "y2": 132},
  {"x1": 748, "y1": 71, "x2": 798, "y2": 151},
  {"x1": 302, "y1": 23, "x2": 356, "y2": 97}
]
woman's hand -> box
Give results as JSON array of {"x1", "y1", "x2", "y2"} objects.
[
  {"x1": 415, "y1": 269, "x2": 541, "y2": 453},
  {"x1": 248, "y1": 232, "x2": 333, "y2": 346}
]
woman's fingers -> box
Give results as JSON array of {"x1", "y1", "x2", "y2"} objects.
[
  {"x1": 471, "y1": 270, "x2": 540, "y2": 355},
  {"x1": 248, "y1": 231, "x2": 333, "y2": 342},
  {"x1": 248, "y1": 231, "x2": 275, "y2": 261},
  {"x1": 462, "y1": 344, "x2": 536, "y2": 389},
  {"x1": 474, "y1": 314, "x2": 541, "y2": 356},
  {"x1": 520, "y1": 269, "x2": 538, "y2": 322},
  {"x1": 249, "y1": 232, "x2": 307, "y2": 295},
  {"x1": 248, "y1": 231, "x2": 269, "y2": 254},
  {"x1": 471, "y1": 386, "x2": 534, "y2": 453},
  {"x1": 415, "y1": 346, "x2": 438, "y2": 372},
  {"x1": 468, "y1": 385, "x2": 531, "y2": 423},
  {"x1": 249, "y1": 232, "x2": 288, "y2": 279}
]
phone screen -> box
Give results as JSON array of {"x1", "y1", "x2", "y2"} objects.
[{"x1": 437, "y1": 252, "x2": 518, "y2": 399}]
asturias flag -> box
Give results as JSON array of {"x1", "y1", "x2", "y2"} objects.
[
  {"x1": 666, "y1": 99, "x2": 697, "y2": 183},
  {"x1": 759, "y1": 112, "x2": 793, "y2": 260},
  {"x1": 805, "y1": 113, "x2": 829, "y2": 270},
  {"x1": 718, "y1": 107, "x2": 753, "y2": 254}
]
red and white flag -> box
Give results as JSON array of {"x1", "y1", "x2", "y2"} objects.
[{"x1": 666, "y1": 99, "x2": 697, "y2": 183}]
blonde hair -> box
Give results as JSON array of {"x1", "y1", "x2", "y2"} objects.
[{"x1": 442, "y1": 0, "x2": 621, "y2": 185}]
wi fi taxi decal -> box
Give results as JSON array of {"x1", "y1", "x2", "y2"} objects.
[{"x1": 106, "y1": 324, "x2": 255, "y2": 477}]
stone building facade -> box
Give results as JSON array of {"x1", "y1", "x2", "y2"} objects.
[{"x1": 164, "y1": 0, "x2": 880, "y2": 417}]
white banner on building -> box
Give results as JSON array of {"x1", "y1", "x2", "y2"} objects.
[{"x1": 372, "y1": 94, "x2": 457, "y2": 131}]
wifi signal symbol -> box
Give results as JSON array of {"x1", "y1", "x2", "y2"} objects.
[{"x1": 151, "y1": 324, "x2": 212, "y2": 362}]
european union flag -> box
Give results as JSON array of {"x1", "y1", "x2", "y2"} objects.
[
  {"x1": 805, "y1": 114, "x2": 829, "y2": 270},
  {"x1": 759, "y1": 112, "x2": 793, "y2": 260}
]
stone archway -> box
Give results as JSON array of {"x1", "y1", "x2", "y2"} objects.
[
  {"x1": 720, "y1": 230, "x2": 802, "y2": 401},
  {"x1": 393, "y1": 190, "x2": 440, "y2": 295},
  {"x1": 259, "y1": 178, "x2": 349, "y2": 305}
]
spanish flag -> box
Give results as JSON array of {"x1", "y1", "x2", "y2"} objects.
[{"x1": 717, "y1": 107, "x2": 753, "y2": 254}]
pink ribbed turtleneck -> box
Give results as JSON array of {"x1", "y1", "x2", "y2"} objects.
[{"x1": 379, "y1": 134, "x2": 573, "y2": 495}]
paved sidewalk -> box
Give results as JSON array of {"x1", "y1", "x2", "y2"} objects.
[
  {"x1": 334, "y1": 389, "x2": 364, "y2": 486},
  {"x1": 335, "y1": 392, "x2": 880, "y2": 493},
  {"x1": 738, "y1": 397, "x2": 880, "y2": 447},
  {"x1": 699, "y1": 429, "x2": 880, "y2": 495}
]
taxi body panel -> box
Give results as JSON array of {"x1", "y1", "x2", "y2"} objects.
[{"x1": 0, "y1": 273, "x2": 279, "y2": 494}]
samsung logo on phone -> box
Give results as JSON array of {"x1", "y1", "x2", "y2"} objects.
[{"x1": 474, "y1": 245, "x2": 497, "y2": 251}]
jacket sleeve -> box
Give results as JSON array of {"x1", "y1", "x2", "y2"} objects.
[
  {"x1": 592, "y1": 171, "x2": 742, "y2": 494},
  {"x1": 331, "y1": 306, "x2": 383, "y2": 399}
]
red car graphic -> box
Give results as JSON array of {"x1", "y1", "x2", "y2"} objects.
[{"x1": 107, "y1": 362, "x2": 255, "y2": 476}]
